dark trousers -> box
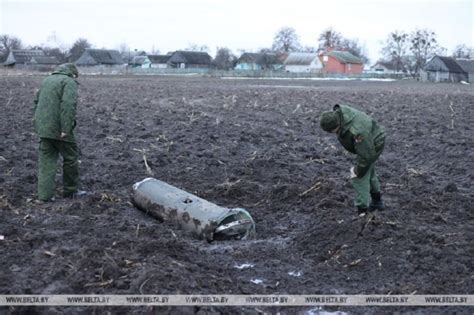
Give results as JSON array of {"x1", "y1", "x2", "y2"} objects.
[
  {"x1": 37, "y1": 138, "x2": 79, "y2": 200},
  {"x1": 351, "y1": 139, "x2": 385, "y2": 208}
]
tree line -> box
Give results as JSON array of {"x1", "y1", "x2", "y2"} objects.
[
  {"x1": 1, "y1": 27, "x2": 472, "y2": 75},
  {"x1": 268, "y1": 26, "x2": 473, "y2": 76}
]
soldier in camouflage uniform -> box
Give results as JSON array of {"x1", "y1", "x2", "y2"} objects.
[
  {"x1": 33, "y1": 63, "x2": 85, "y2": 201},
  {"x1": 320, "y1": 104, "x2": 385, "y2": 215}
]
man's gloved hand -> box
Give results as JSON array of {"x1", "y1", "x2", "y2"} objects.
[
  {"x1": 60, "y1": 132, "x2": 67, "y2": 139},
  {"x1": 350, "y1": 167, "x2": 357, "y2": 179}
]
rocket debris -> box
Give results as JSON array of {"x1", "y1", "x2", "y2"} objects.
[{"x1": 132, "y1": 178, "x2": 256, "y2": 241}]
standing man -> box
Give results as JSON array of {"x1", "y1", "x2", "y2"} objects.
[
  {"x1": 33, "y1": 63, "x2": 85, "y2": 202},
  {"x1": 320, "y1": 104, "x2": 385, "y2": 215}
]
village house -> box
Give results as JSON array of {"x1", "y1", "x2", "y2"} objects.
[
  {"x1": 147, "y1": 54, "x2": 171, "y2": 68},
  {"x1": 130, "y1": 55, "x2": 151, "y2": 68},
  {"x1": 166, "y1": 51, "x2": 212, "y2": 69},
  {"x1": 3, "y1": 49, "x2": 59, "y2": 70},
  {"x1": 455, "y1": 58, "x2": 474, "y2": 83},
  {"x1": 421, "y1": 56, "x2": 468, "y2": 83},
  {"x1": 75, "y1": 48, "x2": 125, "y2": 70},
  {"x1": 370, "y1": 61, "x2": 405, "y2": 74},
  {"x1": 320, "y1": 50, "x2": 364, "y2": 74},
  {"x1": 283, "y1": 52, "x2": 322, "y2": 73},
  {"x1": 234, "y1": 53, "x2": 283, "y2": 71}
]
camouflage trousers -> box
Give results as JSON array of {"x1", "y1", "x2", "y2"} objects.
[
  {"x1": 351, "y1": 163, "x2": 381, "y2": 208},
  {"x1": 37, "y1": 138, "x2": 79, "y2": 201},
  {"x1": 351, "y1": 138, "x2": 385, "y2": 209}
]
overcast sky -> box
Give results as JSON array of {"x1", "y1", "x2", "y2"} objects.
[{"x1": 0, "y1": 0, "x2": 472, "y2": 63}]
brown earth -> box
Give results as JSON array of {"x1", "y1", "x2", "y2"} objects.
[{"x1": 0, "y1": 74, "x2": 472, "y2": 315}]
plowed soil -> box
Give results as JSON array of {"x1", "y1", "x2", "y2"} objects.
[{"x1": 0, "y1": 75, "x2": 472, "y2": 314}]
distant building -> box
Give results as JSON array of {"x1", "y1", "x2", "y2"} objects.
[
  {"x1": 130, "y1": 55, "x2": 151, "y2": 68},
  {"x1": 320, "y1": 50, "x2": 364, "y2": 74},
  {"x1": 234, "y1": 53, "x2": 283, "y2": 71},
  {"x1": 30, "y1": 56, "x2": 60, "y2": 65},
  {"x1": 3, "y1": 49, "x2": 60, "y2": 70},
  {"x1": 167, "y1": 51, "x2": 212, "y2": 69},
  {"x1": 421, "y1": 56, "x2": 468, "y2": 83},
  {"x1": 455, "y1": 58, "x2": 474, "y2": 83},
  {"x1": 283, "y1": 52, "x2": 322, "y2": 73},
  {"x1": 371, "y1": 61, "x2": 404, "y2": 74},
  {"x1": 75, "y1": 49, "x2": 125, "y2": 67},
  {"x1": 148, "y1": 55, "x2": 171, "y2": 68}
]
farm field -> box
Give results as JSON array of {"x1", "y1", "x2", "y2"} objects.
[{"x1": 0, "y1": 75, "x2": 473, "y2": 314}]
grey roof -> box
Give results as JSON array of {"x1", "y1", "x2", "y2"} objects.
[
  {"x1": 131, "y1": 56, "x2": 148, "y2": 65},
  {"x1": 327, "y1": 50, "x2": 363, "y2": 64},
  {"x1": 31, "y1": 56, "x2": 60, "y2": 65},
  {"x1": 76, "y1": 49, "x2": 124, "y2": 65},
  {"x1": 372, "y1": 61, "x2": 398, "y2": 71},
  {"x1": 167, "y1": 51, "x2": 212, "y2": 65},
  {"x1": 284, "y1": 52, "x2": 318, "y2": 65},
  {"x1": 238, "y1": 53, "x2": 263, "y2": 63},
  {"x1": 435, "y1": 56, "x2": 465, "y2": 73},
  {"x1": 237, "y1": 53, "x2": 282, "y2": 65},
  {"x1": 455, "y1": 58, "x2": 474, "y2": 73},
  {"x1": 148, "y1": 54, "x2": 170, "y2": 63},
  {"x1": 5, "y1": 50, "x2": 45, "y2": 64}
]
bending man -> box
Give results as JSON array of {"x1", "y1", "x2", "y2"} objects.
[{"x1": 320, "y1": 104, "x2": 385, "y2": 215}]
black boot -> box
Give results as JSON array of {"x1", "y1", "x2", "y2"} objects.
[
  {"x1": 369, "y1": 192, "x2": 385, "y2": 211},
  {"x1": 357, "y1": 206, "x2": 369, "y2": 215}
]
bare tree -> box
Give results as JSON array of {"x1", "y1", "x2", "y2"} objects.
[
  {"x1": 0, "y1": 34, "x2": 23, "y2": 62},
  {"x1": 452, "y1": 44, "x2": 474, "y2": 59},
  {"x1": 258, "y1": 48, "x2": 274, "y2": 53},
  {"x1": 301, "y1": 46, "x2": 318, "y2": 53},
  {"x1": 317, "y1": 28, "x2": 368, "y2": 63},
  {"x1": 213, "y1": 47, "x2": 236, "y2": 70},
  {"x1": 185, "y1": 43, "x2": 209, "y2": 52},
  {"x1": 341, "y1": 38, "x2": 369, "y2": 64},
  {"x1": 409, "y1": 29, "x2": 440, "y2": 75},
  {"x1": 68, "y1": 38, "x2": 92, "y2": 62},
  {"x1": 381, "y1": 30, "x2": 410, "y2": 72},
  {"x1": 272, "y1": 27, "x2": 301, "y2": 53},
  {"x1": 44, "y1": 47, "x2": 68, "y2": 63},
  {"x1": 117, "y1": 42, "x2": 134, "y2": 63},
  {"x1": 318, "y1": 27, "x2": 343, "y2": 51},
  {"x1": 151, "y1": 46, "x2": 160, "y2": 54}
]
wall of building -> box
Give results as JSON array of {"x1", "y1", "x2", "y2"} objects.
[
  {"x1": 322, "y1": 56, "x2": 363, "y2": 74},
  {"x1": 423, "y1": 71, "x2": 468, "y2": 83},
  {"x1": 468, "y1": 72, "x2": 474, "y2": 83},
  {"x1": 285, "y1": 65, "x2": 322, "y2": 73},
  {"x1": 235, "y1": 63, "x2": 260, "y2": 70},
  {"x1": 150, "y1": 64, "x2": 167, "y2": 69}
]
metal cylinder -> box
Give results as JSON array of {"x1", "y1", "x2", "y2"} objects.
[{"x1": 132, "y1": 178, "x2": 256, "y2": 241}]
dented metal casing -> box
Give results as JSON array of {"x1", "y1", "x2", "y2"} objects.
[{"x1": 132, "y1": 178, "x2": 256, "y2": 241}]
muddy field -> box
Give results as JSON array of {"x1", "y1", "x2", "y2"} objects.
[{"x1": 0, "y1": 74, "x2": 472, "y2": 314}]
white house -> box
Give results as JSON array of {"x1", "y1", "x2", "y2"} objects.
[{"x1": 283, "y1": 52, "x2": 322, "y2": 73}]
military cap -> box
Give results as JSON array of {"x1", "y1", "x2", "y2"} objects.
[{"x1": 320, "y1": 111, "x2": 340, "y2": 132}]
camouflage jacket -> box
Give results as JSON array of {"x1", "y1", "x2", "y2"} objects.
[
  {"x1": 33, "y1": 66, "x2": 78, "y2": 143},
  {"x1": 335, "y1": 104, "x2": 385, "y2": 177}
]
